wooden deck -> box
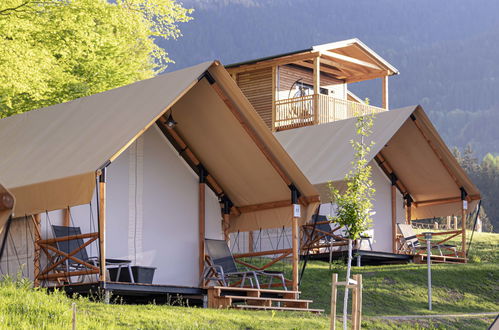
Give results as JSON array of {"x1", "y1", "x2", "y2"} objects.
[
  {"x1": 304, "y1": 249, "x2": 412, "y2": 266},
  {"x1": 54, "y1": 281, "x2": 205, "y2": 305}
]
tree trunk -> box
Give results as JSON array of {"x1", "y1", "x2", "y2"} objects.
[{"x1": 343, "y1": 238, "x2": 353, "y2": 330}]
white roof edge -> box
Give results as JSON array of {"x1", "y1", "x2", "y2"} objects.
[{"x1": 312, "y1": 38, "x2": 399, "y2": 75}]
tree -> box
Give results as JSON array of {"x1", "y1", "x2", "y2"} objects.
[
  {"x1": 328, "y1": 112, "x2": 375, "y2": 329},
  {"x1": 453, "y1": 145, "x2": 496, "y2": 232},
  {"x1": 0, "y1": 0, "x2": 192, "y2": 118}
]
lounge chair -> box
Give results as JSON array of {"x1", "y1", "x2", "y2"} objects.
[
  {"x1": 397, "y1": 223, "x2": 458, "y2": 256},
  {"x1": 51, "y1": 225, "x2": 133, "y2": 283},
  {"x1": 203, "y1": 238, "x2": 287, "y2": 290}
]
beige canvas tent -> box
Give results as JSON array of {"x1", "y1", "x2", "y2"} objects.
[
  {"x1": 276, "y1": 105, "x2": 480, "y2": 256},
  {"x1": 0, "y1": 61, "x2": 319, "y2": 293}
]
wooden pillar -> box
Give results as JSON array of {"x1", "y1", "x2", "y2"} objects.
[
  {"x1": 313, "y1": 56, "x2": 320, "y2": 124},
  {"x1": 291, "y1": 186, "x2": 300, "y2": 292},
  {"x1": 222, "y1": 213, "x2": 230, "y2": 242},
  {"x1": 330, "y1": 273, "x2": 338, "y2": 330},
  {"x1": 222, "y1": 196, "x2": 231, "y2": 242},
  {"x1": 382, "y1": 76, "x2": 389, "y2": 110},
  {"x1": 453, "y1": 215, "x2": 458, "y2": 230},
  {"x1": 391, "y1": 174, "x2": 397, "y2": 253},
  {"x1": 271, "y1": 66, "x2": 277, "y2": 131},
  {"x1": 63, "y1": 208, "x2": 70, "y2": 227},
  {"x1": 33, "y1": 214, "x2": 41, "y2": 287},
  {"x1": 98, "y1": 169, "x2": 107, "y2": 282},
  {"x1": 446, "y1": 216, "x2": 451, "y2": 230},
  {"x1": 461, "y1": 202, "x2": 467, "y2": 257},
  {"x1": 405, "y1": 195, "x2": 412, "y2": 225},
  {"x1": 199, "y1": 166, "x2": 206, "y2": 278},
  {"x1": 291, "y1": 212, "x2": 299, "y2": 292}
]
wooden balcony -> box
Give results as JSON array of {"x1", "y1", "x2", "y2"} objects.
[{"x1": 273, "y1": 94, "x2": 386, "y2": 131}]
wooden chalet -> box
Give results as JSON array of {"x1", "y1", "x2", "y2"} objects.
[
  {"x1": 226, "y1": 38, "x2": 398, "y2": 131},
  {"x1": 0, "y1": 62, "x2": 322, "y2": 311}
]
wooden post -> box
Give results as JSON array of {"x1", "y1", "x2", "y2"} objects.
[
  {"x1": 98, "y1": 169, "x2": 107, "y2": 282},
  {"x1": 222, "y1": 196, "x2": 231, "y2": 242},
  {"x1": 313, "y1": 56, "x2": 321, "y2": 124},
  {"x1": 330, "y1": 273, "x2": 338, "y2": 330},
  {"x1": 272, "y1": 66, "x2": 277, "y2": 131},
  {"x1": 63, "y1": 207, "x2": 70, "y2": 227},
  {"x1": 356, "y1": 274, "x2": 363, "y2": 329},
  {"x1": 33, "y1": 214, "x2": 41, "y2": 287},
  {"x1": 391, "y1": 174, "x2": 397, "y2": 253},
  {"x1": 292, "y1": 213, "x2": 299, "y2": 292},
  {"x1": 405, "y1": 195, "x2": 412, "y2": 225},
  {"x1": 446, "y1": 216, "x2": 451, "y2": 230},
  {"x1": 382, "y1": 76, "x2": 389, "y2": 110},
  {"x1": 222, "y1": 213, "x2": 230, "y2": 242},
  {"x1": 461, "y1": 204, "x2": 467, "y2": 257},
  {"x1": 352, "y1": 276, "x2": 358, "y2": 329},
  {"x1": 453, "y1": 215, "x2": 458, "y2": 230},
  {"x1": 72, "y1": 303, "x2": 76, "y2": 330},
  {"x1": 199, "y1": 166, "x2": 206, "y2": 278}
]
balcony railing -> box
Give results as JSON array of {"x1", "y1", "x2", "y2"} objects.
[{"x1": 274, "y1": 94, "x2": 386, "y2": 130}]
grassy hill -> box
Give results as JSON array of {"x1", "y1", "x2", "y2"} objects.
[{"x1": 0, "y1": 231, "x2": 497, "y2": 329}]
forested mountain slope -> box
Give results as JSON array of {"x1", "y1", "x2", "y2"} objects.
[{"x1": 161, "y1": 0, "x2": 499, "y2": 157}]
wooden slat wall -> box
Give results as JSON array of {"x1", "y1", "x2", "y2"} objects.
[
  {"x1": 236, "y1": 68, "x2": 273, "y2": 128},
  {"x1": 278, "y1": 65, "x2": 344, "y2": 95}
]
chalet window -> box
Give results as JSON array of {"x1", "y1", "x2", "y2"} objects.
[{"x1": 293, "y1": 82, "x2": 328, "y2": 97}]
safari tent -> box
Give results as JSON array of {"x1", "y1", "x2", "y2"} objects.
[
  {"x1": 276, "y1": 105, "x2": 480, "y2": 262},
  {"x1": 0, "y1": 61, "x2": 320, "y2": 301}
]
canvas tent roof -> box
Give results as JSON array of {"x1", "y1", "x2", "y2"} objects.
[
  {"x1": 0, "y1": 61, "x2": 319, "y2": 231},
  {"x1": 276, "y1": 105, "x2": 480, "y2": 219}
]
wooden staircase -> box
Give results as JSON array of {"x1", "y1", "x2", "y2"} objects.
[{"x1": 206, "y1": 286, "x2": 323, "y2": 313}]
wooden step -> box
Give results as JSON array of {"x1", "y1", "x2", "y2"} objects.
[
  {"x1": 234, "y1": 304, "x2": 324, "y2": 314},
  {"x1": 211, "y1": 286, "x2": 300, "y2": 295},
  {"x1": 222, "y1": 295, "x2": 312, "y2": 303},
  {"x1": 221, "y1": 295, "x2": 312, "y2": 308}
]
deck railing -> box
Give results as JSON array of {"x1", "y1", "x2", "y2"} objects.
[{"x1": 274, "y1": 94, "x2": 386, "y2": 130}]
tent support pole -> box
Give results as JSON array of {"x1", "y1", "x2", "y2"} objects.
[
  {"x1": 221, "y1": 196, "x2": 232, "y2": 242},
  {"x1": 63, "y1": 208, "x2": 70, "y2": 227},
  {"x1": 382, "y1": 76, "x2": 389, "y2": 109},
  {"x1": 405, "y1": 194, "x2": 412, "y2": 225},
  {"x1": 98, "y1": 168, "x2": 107, "y2": 283},
  {"x1": 391, "y1": 174, "x2": 397, "y2": 253},
  {"x1": 33, "y1": 214, "x2": 41, "y2": 287},
  {"x1": 461, "y1": 188, "x2": 467, "y2": 257},
  {"x1": 291, "y1": 186, "x2": 299, "y2": 293},
  {"x1": 199, "y1": 165, "x2": 206, "y2": 278}
]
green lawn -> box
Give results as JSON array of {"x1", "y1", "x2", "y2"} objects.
[{"x1": 0, "y1": 231, "x2": 497, "y2": 329}]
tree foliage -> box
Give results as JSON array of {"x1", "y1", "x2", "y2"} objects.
[
  {"x1": 0, "y1": 0, "x2": 192, "y2": 117},
  {"x1": 328, "y1": 113, "x2": 375, "y2": 240},
  {"x1": 453, "y1": 145, "x2": 497, "y2": 232}
]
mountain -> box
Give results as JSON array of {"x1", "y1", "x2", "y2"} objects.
[{"x1": 159, "y1": 0, "x2": 499, "y2": 157}]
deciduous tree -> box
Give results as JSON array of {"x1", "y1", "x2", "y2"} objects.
[{"x1": 0, "y1": 0, "x2": 192, "y2": 117}]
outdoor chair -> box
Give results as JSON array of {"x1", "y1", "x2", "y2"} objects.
[
  {"x1": 397, "y1": 223, "x2": 458, "y2": 256},
  {"x1": 51, "y1": 225, "x2": 133, "y2": 283},
  {"x1": 203, "y1": 238, "x2": 287, "y2": 290},
  {"x1": 302, "y1": 215, "x2": 349, "y2": 250}
]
